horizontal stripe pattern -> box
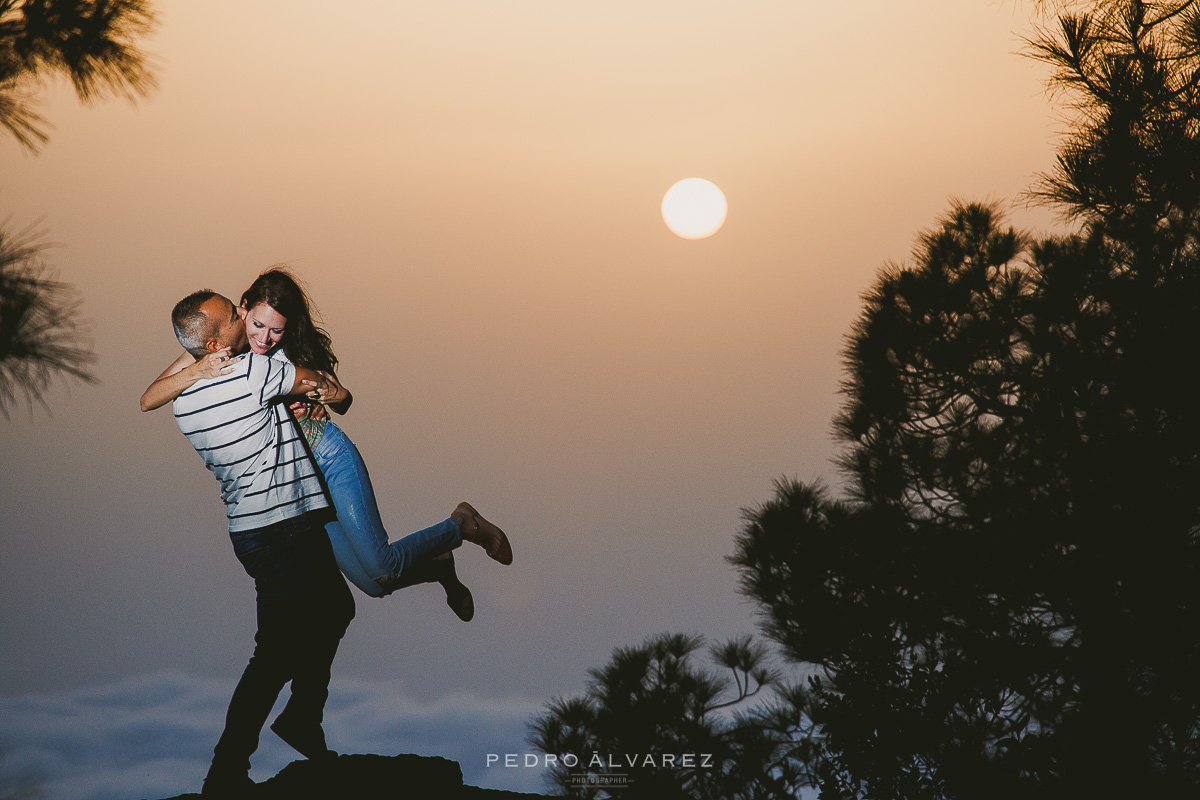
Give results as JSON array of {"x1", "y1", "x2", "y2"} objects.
[{"x1": 173, "y1": 352, "x2": 328, "y2": 532}]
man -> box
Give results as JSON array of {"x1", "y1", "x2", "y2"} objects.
[{"x1": 169, "y1": 290, "x2": 355, "y2": 796}]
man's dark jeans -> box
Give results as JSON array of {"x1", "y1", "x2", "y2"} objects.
[{"x1": 209, "y1": 511, "x2": 355, "y2": 778}]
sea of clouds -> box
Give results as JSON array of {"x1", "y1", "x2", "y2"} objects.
[{"x1": 0, "y1": 671, "x2": 551, "y2": 799}]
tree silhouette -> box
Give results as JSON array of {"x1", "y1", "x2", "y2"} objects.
[
  {"x1": 0, "y1": 222, "x2": 95, "y2": 415},
  {"x1": 1027, "y1": 0, "x2": 1200, "y2": 233},
  {"x1": 0, "y1": 1, "x2": 156, "y2": 412},
  {"x1": 729, "y1": 2, "x2": 1200, "y2": 797},
  {"x1": 736, "y1": 200, "x2": 1200, "y2": 798},
  {"x1": 529, "y1": 633, "x2": 816, "y2": 799},
  {"x1": 0, "y1": 0, "x2": 157, "y2": 152}
]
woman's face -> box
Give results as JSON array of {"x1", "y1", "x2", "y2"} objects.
[{"x1": 241, "y1": 301, "x2": 287, "y2": 355}]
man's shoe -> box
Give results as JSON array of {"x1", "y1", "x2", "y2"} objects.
[
  {"x1": 455, "y1": 502, "x2": 513, "y2": 565},
  {"x1": 270, "y1": 715, "x2": 336, "y2": 761}
]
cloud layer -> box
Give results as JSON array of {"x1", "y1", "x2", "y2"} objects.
[{"x1": 0, "y1": 672, "x2": 550, "y2": 800}]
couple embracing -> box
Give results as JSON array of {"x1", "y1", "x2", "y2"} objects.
[{"x1": 141, "y1": 268, "x2": 513, "y2": 796}]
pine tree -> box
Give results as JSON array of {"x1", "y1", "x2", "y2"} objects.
[{"x1": 732, "y1": 3, "x2": 1200, "y2": 796}]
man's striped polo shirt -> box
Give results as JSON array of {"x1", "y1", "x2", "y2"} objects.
[{"x1": 173, "y1": 352, "x2": 329, "y2": 532}]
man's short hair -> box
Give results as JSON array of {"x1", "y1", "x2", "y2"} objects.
[{"x1": 172, "y1": 290, "x2": 222, "y2": 357}]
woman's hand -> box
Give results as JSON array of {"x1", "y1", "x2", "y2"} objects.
[
  {"x1": 140, "y1": 348, "x2": 238, "y2": 412},
  {"x1": 289, "y1": 400, "x2": 328, "y2": 421},
  {"x1": 191, "y1": 348, "x2": 240, "y2": 380}
]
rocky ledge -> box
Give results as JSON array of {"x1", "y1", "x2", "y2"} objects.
[{"x1": 151, "y1": 753, "x2": 556, "y2": 799}]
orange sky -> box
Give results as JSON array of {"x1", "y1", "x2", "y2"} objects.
[{"x1": 2, "y1": 0, "x2": 1068, "y2": 739}]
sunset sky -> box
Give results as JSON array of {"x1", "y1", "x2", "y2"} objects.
[{"x1": 1, "y1": 1, "x2": 1072, "y2": 796}]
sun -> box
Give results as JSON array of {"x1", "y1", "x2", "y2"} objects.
[{"x1": 661, "y1": 178, "x2": 727, "y2": 240}]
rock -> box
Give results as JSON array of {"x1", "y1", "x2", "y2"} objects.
[{"x1": 150, "y1": 753, "x2": 556, "y2": 799}]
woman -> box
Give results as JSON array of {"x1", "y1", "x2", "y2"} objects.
[{"x1": 141, "y1": 268, "x2": 512, "y2": 621}]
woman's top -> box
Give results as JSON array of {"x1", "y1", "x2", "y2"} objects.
[{"x1": 269, "y1": 347, "x2": 330, "y2": 450}]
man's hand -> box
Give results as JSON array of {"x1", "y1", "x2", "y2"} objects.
[
  {"x1": 301, "y1": 370, "x2": 345, "y2": 406},
  {"x1": 291, "y1": 367, "x2": 352, "y2": 414}
]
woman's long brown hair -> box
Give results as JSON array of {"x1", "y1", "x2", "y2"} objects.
[{"x1": 240, "y1": 267, "x2": 338, "y2": 375}]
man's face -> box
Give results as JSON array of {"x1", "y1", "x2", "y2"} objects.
[{"x1": 199, "y1": 295, "x2": 248, "y2": 354}]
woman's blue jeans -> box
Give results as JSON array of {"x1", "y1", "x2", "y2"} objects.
[{"x1": 313, "y1": 422, "x2": 462, "y2": 597}]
